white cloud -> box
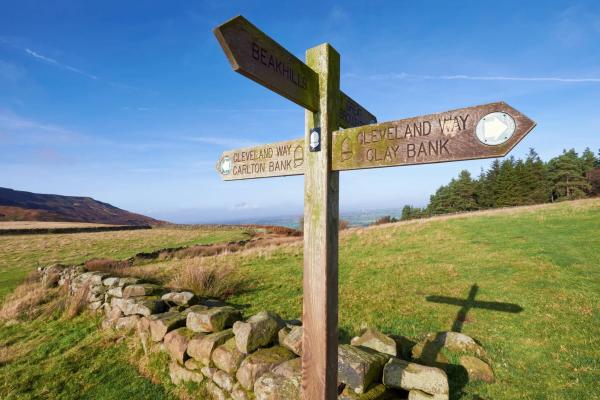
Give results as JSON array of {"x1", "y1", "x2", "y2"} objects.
[
  {"x1": 368, "y1": 72, "x2": 600, "y2": 83},
  {"x1": 199, "y1": 108, "x2": 296, "y2": 113},
  {"x1": 128, "y1": 168, "x2": 165, "y2": 173},
  {"x1": 182, "y1": 136, "x2": 259, "y2": 148},
  {"x1": 0, "y1": 109, "x2": 110, "y2": 147},
  {"x1": 25, "y1": 48, "x2": 98, "y2": 80},
  {"x1": 230, "y1": 202, "x2": 259, "y2": 211},
  {"x1": 0, "y1": 109, "x2": 73, "y2": 137}
]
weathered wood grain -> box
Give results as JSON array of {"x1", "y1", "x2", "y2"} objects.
[
  {"x1": 338, "y1": 92, "x2": 377, "y2": 129},
  {"x1": 302, "y1": 43, "x2": 340, "y2": 400},
  {"x1": 215, "y1": 138, "x2": 304, "y2": 180},
  {"x1": 213, "y1": 15, "x2": 319, "y2": 112},
  {"x1": 332, "y1": 102, "x2": 535, "y2": 171}
]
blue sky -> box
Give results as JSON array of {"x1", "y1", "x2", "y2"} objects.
[{"x1": 1, "y1": 1, "x2": 599, "y2": 223}]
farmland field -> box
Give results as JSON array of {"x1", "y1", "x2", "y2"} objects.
[
  {"x1": 1, "y1": 199, "x2": 599, "y2": 399},
  {"x1": 0, "y1": 226, "x2": 251, "y2": 300}
]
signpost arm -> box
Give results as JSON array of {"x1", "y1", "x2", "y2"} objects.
[{"x1": 302, "y1": 43, "x2": 340, "y2": 400}]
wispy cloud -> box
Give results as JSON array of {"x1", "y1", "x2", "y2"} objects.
[
  {"x1": 368, "y1": 72, "x2": 600, "y2": 83},
  {"x1": 0, "y1": 38, "x2": 142, "y2": 90},
  {"x1": 0, "y1": 60, "x2": 25, "y2": 83},
  {"x1": 0, "y1": 109, "x2": 108, "y2": 147},
  {"x1": 182, "y1": 136, "x2": 259, "y2": 148},
  {"x1": 0, "y1": 109, "x2": 73, "y2": 136},
  {"x1": 199, "y1": 108, "x2": 297, "y2": 113},
  {"x1": 230, "y1": 202, "x2": 259, "y2": 211},
  {"x1": 121, "y1": 106, "x2": 156, "y2": 111},
  {"x1": 35, "y1": 147, "x2": 77, "y2": 166},
  {"x1": 24, "y1": 48, "x2": 98, "y2": 80},
  {"x1": 128, "y1": 167, "x2": 165, "y2": 174}
]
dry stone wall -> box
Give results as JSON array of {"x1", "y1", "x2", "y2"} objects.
[{"x1": 40, "y1": 265, "x2": 495, "y2": 400}]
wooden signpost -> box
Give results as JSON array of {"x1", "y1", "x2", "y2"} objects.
[
  {"x1": 213, "y1": 15, "x2": 535, "y2": 400},
  {"x1": 214, "y1": 15, "x2": 376, "y2": 130},
  {"x1": 332, "y1": 102, "x2": 535, "y2": 171},
  {"x1": 216, "y1": 138, "x2": 304, "y2": 180}
]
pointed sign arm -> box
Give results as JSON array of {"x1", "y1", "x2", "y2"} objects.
[
  {"x1": 332, "y1": 102, "x2": 536, "y2": 171},
  {"x1": 216, "y1": 138, "x2": 304, "y2": 181},
  {"x1": 214, "y1": 15, "x2": 320, "y2": 112},
  {"x1": 213, "y1": 15, "x2": 376, "y2": 129}
]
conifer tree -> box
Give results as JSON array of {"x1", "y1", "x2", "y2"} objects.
[
  {"x1": 581, "y1": 147, "x2": 597, "y2": 174},
  {"x1": 479, "y1": 159, "x2": 501, "y2": 208},
  {"x1": 428, "y1": 183, "x2": 452, "y2": 215},
  {"x1": 404, "y1": 146, "x2": 595, "y2": 217},
  {"x1": 494, "y1": 157, "x2": 518, "y2": 207},
  {"x1": 523, "y1": 148, "x2": 550, "y2": 204},
  {"x1": 548, "y1": 149, "x2": 590, "y2": 200},
  {"x1": 452, "y1": 170, "x2": 479, "y2": 211}
]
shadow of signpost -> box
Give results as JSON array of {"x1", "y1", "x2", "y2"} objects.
[
  {"x1": 426, "y1": 284, "x2": 524, "y2": 333},
  {"x1": 422, "y1": 284, "x2": 524, "y2": 399}
]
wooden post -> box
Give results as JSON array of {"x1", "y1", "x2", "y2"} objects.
[{"x1": 302, "y1": 43, "x2": 340, "y2": 400}]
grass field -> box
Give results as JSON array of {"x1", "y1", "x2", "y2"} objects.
[
  {"x1": 1, "y1": 199, "x2": 599, "y2": 399},
  {"x1": 0, "y1": 226, "x2": 251, "y2": 300}
]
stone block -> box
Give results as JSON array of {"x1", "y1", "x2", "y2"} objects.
[
  {"x1": 118, "y1": 277, "x2": 140, "y2": 287},
  {"x1": 162, "y1": 291, "x2": 197, "y2": 307},
  {"x1": 164, "y1": 327, "x2": 197, "y2": 364},
  {"x1": 201, "y1": 366, "x2": 218, "y2": 379},
  {"x1": 115, "y1": 315, "x2": 140, "y2": 332},
  {"x1": 169, "y1": 361, "x2": 203, "y2": 385},
  {"x1": 281, "y1": 326, "x2": 302, "y2": 356},
  {"x1": 148, "y1": 311, "x2": 187, "y2": 342},
  {"x1": 231, "y1": 383, "x2": 251, "y2": 400},
  {"x1": 408, "y1": 389, "x2": 448, "y2": 400},
  {"x1": 184, "y1": 358, "x2": 202, "y2": 370},
  {"x1": 206, "y1": 381, "x2": 228, "y2": 400},
  {"x1": 102, "y1": 276, "x2": 120, "y2": 287},
  {"x1": 88, "y1": 300, "x2": 103, "y2": 311},
  {"x1": 213, "y1": 369, "x2": 235, "y2": 392},
  {"x1": 111, "y1": 297, "x2": 134, "y2": 313},
  {"x1": 277, "y1": 326, "x2": 290, "y2": 345},
  {"x1": 351, "y1": 328, "x2": 398, "y2": 357},
  {"x1": 187, "y1": 306, "x2": 242, "y2": 333},
  {"x1": 236, "y1": 346, "x2": 296, "y2": 390},
  {"x1": 107, "y1": 286, "x2": 124, "y2": 298},
  {"x1": 212, "y1": 338, "x2": 246, "y2": 374},
  {"x1": 188, "y1": 329, "x2": 234, "y2": 365},
  {"x1": 233, "y1": 311, "x2": 284, "y2": 354},
  {"x1": 123, "y1": 298, "x2": 166, "y2": 316},
  {"x1": 459, "y1": 355, "x2": 495, "y2": 383},
  {"x1": 272, "y1": 357, "x2": 301, "y2": 379},
  {"x1": 123, "y1": 283, "x2": 162, "y2": 298},
  {"x1": 339, "y1": 383, "x2": 398, "y2": 400},
  {"x1": 382, "y1": 358, "x2": 448, "y2": 399},
  {"x1": 338, "y1": 344, "x2": 391, "y2": 394},
  {"x1": 254, "y1": 371, "x2": 301, "y2": 400}
]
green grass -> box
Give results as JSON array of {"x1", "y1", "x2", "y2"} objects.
[
  {"x1": 1, "y1": 200, "x2": 599, "y2": 399},
  {"x1": 210, "y1": 199, "x2": 599, "y2": 399},
  {"x1": 0, "y1": 314, "x2": 179, "y2": 399},
  {"x1": 0, "y1": 226, "x2": 250, "y2": 300}
]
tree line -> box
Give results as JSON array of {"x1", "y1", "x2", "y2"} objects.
[{"x1": 400, "y1": 147, "x2": 600, "y2": 221}]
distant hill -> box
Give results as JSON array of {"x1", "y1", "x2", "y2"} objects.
[{"x1": 0, "y1": 187, "x2": 164, "y2": 226}]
